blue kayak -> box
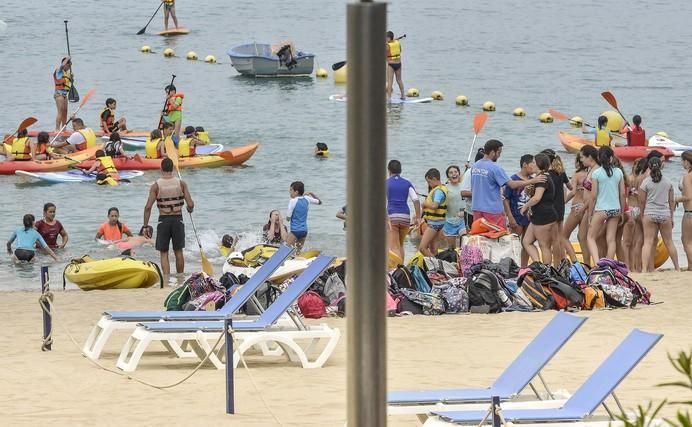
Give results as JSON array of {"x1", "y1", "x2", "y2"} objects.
[{"x1": 15, "y1": 170, "x2": 144, "y2": 184}]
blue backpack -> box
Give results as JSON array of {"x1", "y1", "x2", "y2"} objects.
[
  {"x1": 569, "y1": 262, "x2": 590, "y2": 286},
  {"x1": 410, "y1": 265, "x2": 433, "y2": 293}
]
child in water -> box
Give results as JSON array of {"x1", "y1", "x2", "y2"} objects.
[
  {"x1": 117, "y1": 225, "x2": 154, "y2": 256},
  {"x1": 7, "y1": 214, "x2": 58, "y2": 262},
  {"x1": 95, "y1": 207, "x2": 133, "y2": 242}
]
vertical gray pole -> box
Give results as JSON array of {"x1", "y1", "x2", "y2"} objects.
[
  {"x1": 225, "y1": 316, "x2": 234, "y2": 414},
  {"x1": 346, "y1": 2, "x2": 387, "y2": 426}
]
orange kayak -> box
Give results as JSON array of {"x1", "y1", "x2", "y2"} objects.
[
  {"x1": 0, "y1": 146, "x2": 102, "y2": 175},
  {"x1": 23, "y1": 130, "x2": 150, "y2": 138},
  {"x1": 558, "y1": 132, "x2": 674, "y2": 161},
  {"x1": 77, "y1": 143, "x2": 259, "y2": 171}
]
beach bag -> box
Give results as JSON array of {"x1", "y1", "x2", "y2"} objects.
[
  {"x1": 219, "y1": 272, "x2": 241, "y2": 290},
  {"x1": 182, "y1": 290, "x2": 226, "y2": 311},
  {"x1": 582, "y1": 286, "x2": 606, "y2": 310},
  {"x1": 396, "y1": 294, "x2": 424, "y2": 315},
  {"x1": 323, "y1": 272, "x2": 347, "y2": 305},
  {"x1": 184, "y1": 272, "x2": 223, "y2": 299},
  {"x1": 459, "y1": 245, "x2": 484, "y2": 277},
  {"x1": 432, "y1": 283, "x2": 469, "y2": 313},
  {"x1": 466, "y1": 270, "x2": 504, "y2": 313},
  {"x1": 424, "y1": 256, "x2": 459, "y2": 278},
  {"x1": 556, "y1": 259, "x2": 572, "y2": 280},
  {"x1": 462, "y1": 234, "x2": 522, "y2": 265},
  {"x1": 335, "y1": 295, "x2": 346, "y2": 317},
  {"x1": 385, "y1": 290, "x2": 398, "y2": 315},
  {"x1": 406, "y1": 251, "x2": 425, "y2": 270},
  {"x1": 436, "y1": 248, "x2": 458, "y2": 264},
  {"x1": 298, "y1": 290, "x2": 327, "y2": 318},
  {"x1": 390, "y1": 265, "x2": 416, "y2": 291},
  {"x1": 587, "y1": 267, "x2": 633, "y2": 307},
  {"x1": 410, "y1": 265, "x2": 433, "y2": 293},
  {"x1": 611, "y1": 269, "x2": 651, "y2": 305},
  {"x1": 597, "y1": 258, "x2": 629, "y2": 276},
  {"x1": 545, "y1": 280, "x2": 584, "y2": 310},
  {"x1": 399, "y1": 288, "x2": 445, "y2": 315},
  {"x1": 243, "y1": 282, "x2": 279, "y2": 315},
  {"x1": 569, "y1": 262, "x2": 590, "y2": 286},
  {"x1": 164, "y1": 284, "x2": 191, "y2": 311},
  {"x1": 518, "y1": 272, "x2": 554, "y2": 310},
  {"x1": 508, "y1": 287, "x2": 534, "y2": 311},
  {"x1": 426, "y1": 271, "x2": 450, "y2": 285}
]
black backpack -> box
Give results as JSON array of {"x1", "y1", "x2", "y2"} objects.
[
  {"x1": 436, "y1": 248, "x2": 458, "y2": 264},
  {"x1": 467, "y1": 270, "x2": 503, "y2": 313},
  {"x1": 390, "y1": 265, "x2": 416, "y2": 291}
]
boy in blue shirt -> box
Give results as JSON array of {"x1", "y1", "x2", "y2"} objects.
[
  {"x1": 286, "y1": 181, "x2": 322, "y2": 252},
  {"x1": 419, "y1": 168, "x2": 448, "y2": 256}
]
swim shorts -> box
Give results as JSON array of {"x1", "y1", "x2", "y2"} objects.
[
  {"x1": 14, "y1": 248, "x2": 35, "y2": 262},
  {"x1": 443, "y1": 219, "x2": 466, "y2": 237},
  {"x1": 291, "y1": 230, "x2": 308, "y2": 240},
  {"x1": 156, "y1": 215, "x2": 185, "y2": 251},
  {"x1": 388, "y1": 62, "x2": 401, "y2": 71}
]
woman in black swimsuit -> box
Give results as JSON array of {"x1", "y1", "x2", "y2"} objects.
[
  {"x1": 520, "y1": 153, "x2": 558, "y2": 266},
  {"x1": 386, "y1": 31, "x2": 405, "y2": 100}
]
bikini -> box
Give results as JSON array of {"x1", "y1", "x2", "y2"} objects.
[{"x1": 680, "y1": 179, "x2": 692, "y2": 218}]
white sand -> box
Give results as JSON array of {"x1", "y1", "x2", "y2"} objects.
[{"x1": 0, "y1": 270, "x2": 690, "y2": 426}]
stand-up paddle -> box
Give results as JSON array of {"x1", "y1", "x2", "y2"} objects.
[
  {"x1": 164, "y1": 137, "x2": 214, "y2": 276},
  {"x1": 601, "y1": 91, "x2": 630, "y2": 127},
  {"x1": 158, "y1": 74, "x2": 176, "y2": 130},
  {"x1": 3, "y1": 117, "x2": 38, "y2": 145},
  {"x1": 466, "y1": 112, "x2": 488, "y2": 165},
  {"x1": 64, "y1": 20, "x2": 79, "y2": 103},
  {"x1": 49, "y1": 88, "x2": 95, "y2": 146},
  {"x1": 137, "y1": 2, "x2": 164, "y2": 35}
]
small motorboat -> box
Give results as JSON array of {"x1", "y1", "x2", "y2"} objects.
[
  {"x1": 648, "y1": 134, "x2": 692, "y2": 157},
  {"x1": 226, "y1": 42, "x2": 315, "y2": 77}
]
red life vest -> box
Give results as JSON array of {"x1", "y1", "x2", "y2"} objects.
[
  {"x1": 164, "y1": 92, "x2": 184, "y2": 114},
  {"x1": 53, "y1": 68, "x2": 72, "y2": 92},
  {"x1": 627, "y1": 125, "x2": 646, "y2": 147}
]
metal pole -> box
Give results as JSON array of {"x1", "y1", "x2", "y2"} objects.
[
  {"x1": 346, "y1": 2, "x2": 387, "y2": 426},
  {"x1": 225, "y1": 316, "x2": 234, "y2": 414},
  {"x1": 491, "y1": 396, "x2": 501, "y2": 427},
  {"x1": 41, "y1": 266, "x2": 52, "y2": 351}
]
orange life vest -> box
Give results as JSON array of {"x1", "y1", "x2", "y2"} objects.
[
  {"x1": 53, "y1": 68, "x2": 72, "y2": 92},
  {"x1": 164, "y1": 92, "x2": 184, "y2": 114},
  {"x1": 100, "y1": 107, "x2": 117, "y2": 133}
]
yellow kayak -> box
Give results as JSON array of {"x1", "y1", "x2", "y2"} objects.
[
  {"x1": 570, "y1": 240, "x2": 668, "y2": 268},
  {"x1": 63, "y1": 255, "x2": 163, "y2": 290}
]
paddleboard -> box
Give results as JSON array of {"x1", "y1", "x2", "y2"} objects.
[
  {"x1": 15, "y1": 170, "x2": 144, "y2": 184},
  {"x1": 648, "y1": 135, "x2": 692, "y2": 156},
  {"x1": 329, "y1": 94, "x2": 434, "y2": 104},
  {"x1": 158, "y1": 27, "x2": 190, "y2": 36}
]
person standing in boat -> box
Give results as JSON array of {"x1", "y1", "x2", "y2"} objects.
[
  {"x1": 386, "y1": 31, "x2": 405, "y2": 101},
  {"x1": 162, "y1": 0, "x2": 179, "y2": 31},
  {"x1": 161, "y1": 84, "x2": 183, "y2": 139},
  {"x1": 53, "y1": 56, "x2": 73, "y2": 131}
]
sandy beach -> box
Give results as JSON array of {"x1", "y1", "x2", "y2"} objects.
[{"x1": 0, "y1": 270, "x2": 690, "y2": 426}]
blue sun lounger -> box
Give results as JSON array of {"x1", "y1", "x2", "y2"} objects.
[
  {"x1": 388, "y1": 312, "x2": 587, "y2": 416},
  {"x1": 116, "y1": 255, "x2": 340, "y2": 372},
  {"x1": 423, "y1": 329, "x2": 662, "y2": 426},
  {"x1": 83, "y1": 245, "x2": 295, "y2": 360}
]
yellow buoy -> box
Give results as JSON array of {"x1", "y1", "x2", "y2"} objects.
[
  {"x1": 431, "y1": 91, "x2": 444, "y2": 100},
  {"x1": 482, "y1": 101, "x2": 496, "y2": 112},
  {"x1": 455, "y1": 95, "x2": 468, "y2": 106},
  {"x1": 140, "y1": 45, "x2": 152, "y2": 53},
  {"x1": 656, "y1": 131, "x2": 668, "y2": 138},
  {"x1": 163, "y1": 48, "x2": 175, "y2": 57},
  {"x1": 406, "y1": 87, "x2": 419, "y2": 97},
  {"x1": 512, "y1": 107, "x2": 526, "y2": 117},
  {"x1": 570, "y1": 116, "x2": 584, "y2": 128},
  {"x1": 204, "y1": 55, "x2": 217, "y2": 63},
  {"x1": 186, "y1": 51, "x2": 198, "y2": 60},
  {"x1": 333, "y1": 64, "x2": 347, "y2": 84},
  {"x1": 539, "y1": 112, "x2": 554, "y2": 123},
  {"x1": 315, "y1": 68, "x2": 328, "y2": 78},
  {"x1": 601, "y1": 110, "x2": 625, "y2": 132}
]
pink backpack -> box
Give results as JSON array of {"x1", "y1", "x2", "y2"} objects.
[
  {"x1": 184, "y1": 290, "x2": 226, "y2": 311},
  {"x1": 460, "y1": 245, "x2": 484, "y2": 277},
  {"x1": 298, "y1": 291, "x2": 327, "y2": 319}
]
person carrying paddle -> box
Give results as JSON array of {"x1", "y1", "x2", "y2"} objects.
[
  {"x1": 99, "y1": 98, "x2": 128, "y2": 135},
  {"x1": 145, "y1": 129, "x2": 165, "y2": 159},
  {"x1": 54, "y1": 56, "x2": 73, "y2": 131},
  {"x1": 143, "y1": 157, "x2": 195, "y2": 278},
  {"x1": 623, "y1": 115, "x2": 647, "y2": 147},
  {"x1": 161, "y1": 84, "x2": 183, "y2": 138},
  {"x1": 582, "y1": 115, "x2": 613, "y2": 147},
  {"x1": 5, "y1": 128, "x2": 31, "y2": 161},
  {"x1": 385, "y1": 31, "x2": 405, "y2": 101},
  {"x1": 7, "y1": 214, "x2": 58, "y2": 263},
  {"x1": 51, "y1": 118, "x2": 96, "y2": 154},
  {"x1": 162, "y1": 0, "x2": 179, "y2": 31}
]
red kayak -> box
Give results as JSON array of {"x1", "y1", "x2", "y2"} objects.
[
  {"x1": 24, "y1": 130, "x2": 150, "y2": 138},
  {"x1": 558, "y1": 132, "x2": 674, "y2": 161},
  {"x1": 76, "y1": 143, "x2": 259, "y2": 171}
]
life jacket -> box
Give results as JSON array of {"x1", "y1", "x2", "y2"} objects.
[
  {"x1": 423, "y1": 184, "x2": 448, "y2": 221},
  {"x1": 196, "y1": 131, "x2": 210, "y2": 143},
  {"x1": 53, "y1": 68, "x2": 72, "y2": 92},
  {"x1": 104, "y1": 140, "x2": 123, "y2": 157},
  {"x1": 387, "y1": 40, "x2": 401, "y2": 61},
  {"x1": 178, "y1": 137, "x2": 196, "y2": 157},
  {"x1": 627, "y1": 125, "x2": 646, "y2": 147},
  {"x1": 100, "y1": 107, "x2": 118, "y2": 133},
  {"x1": 35, "y1": 142, "x2": 48, "y2": 156},
  {"x1": 10, "y1": 137, "x2": 31, "y2": 160},
  {"x1": 74, "y1": 128, "x2": 96, "y2": 151},
  {"x1": 96, "y1": 155, "x2": 120, "y2": 180},
  {"x1": 595, "y1": 127, "x2": 612, "y2": 147},
  {"x1": 164, "y1": 92, "x2": 184, "y2": 114},
  {"x1": 163, "y1": 0, "x2": 174, "y2": 4},
  {"x1": 145, "y1": 138, "x2": 163, "y2": 159},
  {"x1": 156, "y1": 177, "x2": 185, "y2": 215}
]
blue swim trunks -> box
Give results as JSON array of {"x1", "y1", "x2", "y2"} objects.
[
  {"x1": 291, "y1": 230, "x2": 308, "y2": 239},
  {"x1": 443, "y1": 219, "x2": 466, "y2": 237}
]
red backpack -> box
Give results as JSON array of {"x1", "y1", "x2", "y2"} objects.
[{"x1": 298, "y1": 291, "x2": 327, "y2": 319}]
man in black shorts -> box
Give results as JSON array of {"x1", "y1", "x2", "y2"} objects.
[{"x1": 143, "y1": 158, "x2": 194, "y2": 279}]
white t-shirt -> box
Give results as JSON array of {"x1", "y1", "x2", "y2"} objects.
[{"x1": 66, "y1": 131, "x2": 86, "y2": 147}]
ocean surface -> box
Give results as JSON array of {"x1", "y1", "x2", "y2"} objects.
[{"x1": 1, "y1": 0, "x2": 690, "y2": 289}]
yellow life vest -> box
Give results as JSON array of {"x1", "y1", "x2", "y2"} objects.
[
  {"x1": 75, "y1": 128, "x2": 97, "y2": 150},
  {"x1": 97, "y1": 156, "x2": 118, "y2": 176},
  {"x1": 423, "y1": 184, "x2": 448, "y2": 221},
  {"x1": 178, "y1": 137, "x2": 195, "y2": 157},
  {"x1": 595, "y1": 127, "x2": 612, "y2": 147},
  {"x1": 54, "y1": 68, "x2": 72, "y2": 92},
  {"x1": 10, "y1": 137, "x2": 31, "y2": 160},
  {"x1": 387, "y1": 40, "x2": 401, "y2": 61},
  {"x1": 145, "y1": 138, "x2": 163, "y2": 159},
  {"x1": 196, "y1": 131, "x2": 210, "y2": 144}
]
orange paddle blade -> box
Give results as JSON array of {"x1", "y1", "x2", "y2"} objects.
[
  {"x1": 473, "y1": 112, "x2": 488, "y2": 135},
  {"x1": 548, "y1": 109, "x2": 570, "y2": 121},
  {"x1": 601, "y1": 91, "x2": 618, "y2": 109},
  {"x1": 164, "y1": 138, "x2": 179, "y2": 171},
  {"x1": 79, "y1": 88, "x2": 96, "y2": 108},
  {"x1": 17, "y1": 117, "x2": 38, "y2": 133}
]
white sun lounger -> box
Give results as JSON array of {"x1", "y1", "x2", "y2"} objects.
[
  {"x1": 116, "y1": 255, "x2": 340, "y2": 372},
  {"x1": 82, "y1": 245, "x2": 295, "y2": 361}
]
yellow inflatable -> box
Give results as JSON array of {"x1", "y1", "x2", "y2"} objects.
[
  {"x1": 64, "y1": 255, "x2": 163, "y2": 290},
  {"x1": 570, "y1": 240, "x2": 668, "y2": 268},
  {"x1": 600, "y1": 110, "x2": 625, "y2": 133}
]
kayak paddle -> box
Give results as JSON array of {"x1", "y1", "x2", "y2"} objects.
[
  {"x1": 158, "y1": 74, "x2": 176, "y2": 131},
  {"x1": 49, "y1": 87, "x2": 96, "y2": 146},
  {"x1": 601, "y1": 91, "x2": 631, "y2": 127},
  {"x1": 3, "y1": 117, "x2": 38, "y2": 145},
  {"x1": 137, "y1": 2, "x2": 164, "y2": 35},
  {"x1": 550, "y1": 108, "x2": 625, "y2": 139},
  {"x1": 64, "y1": 20, "x2": 79, "y2": 103},
  {"x1": 466, "y1": 112, "x2": 488, "y2": 164},
  {"x1": 165, "y1": 137, "x2": 214, "y2": 276}
]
